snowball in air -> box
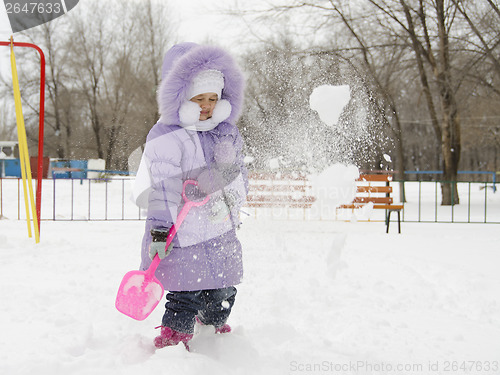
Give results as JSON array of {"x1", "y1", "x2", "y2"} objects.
[
  {"x1": 309, "y1": 85, "x2": 351, "y2": 126},
  {"x1": 269, "y1": 158, "x2": 280, "y2": 170},
  {"x1": 311, "y1": 164, "x2": 359, "y2": 209}
]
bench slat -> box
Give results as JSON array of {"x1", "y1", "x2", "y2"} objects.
[
  {"x1": 246, "y1": 172, "x2": 315, "y2": 209},
  {"x1": 247, "y1": 202, "x2": 314, "y2": 208},
  {"x1": 356, "y1": 186, "x2": 392, "y2": 193},
  {"x1": 357, "y1": 174, "x2": 393, "y2": 182},
  {"x1": 338, "y1": 174, "x2": 403, "y2": 212},
  {"x1": 247, "y1": 195, "x2": 315, "y2": 203},
  {"x1": 374, "y1": 204, "x2": 403, "y2": 210},
  {"x1": 249, "y1": 172, "x2": 309, "y2": 181},
  {"x1": 339, "y1": 203, "x2": 403, "y2": 210},
  {"x1": 353, "y1": 197, "x2": 393, "y2": 204},
  {"x1": 248, "y1": 184, "x2": 309, "y2": 193},
  {"x1": 338, "y1": 173, "x2": 403, "y2": 233}
]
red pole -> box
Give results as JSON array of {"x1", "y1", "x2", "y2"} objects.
[{"x1": 0, "y1": 41, "x2": 45, "y2": 229}]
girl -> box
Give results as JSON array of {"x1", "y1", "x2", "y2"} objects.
[{"x1": 132, "y1": 43, "x2": 248, "y2": 349}]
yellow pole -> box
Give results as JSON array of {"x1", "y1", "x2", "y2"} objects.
[{"x1": 10, "y1": 37, "x2": 40, "y2": 243}]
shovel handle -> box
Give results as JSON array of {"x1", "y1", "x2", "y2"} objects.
[{"x1": 146, "y1": 180, "x2": 210, "y2": 278}]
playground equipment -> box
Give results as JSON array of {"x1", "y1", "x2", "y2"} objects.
[{"x1": 1, "y1": 38, "x2": 45, "y2": 242}]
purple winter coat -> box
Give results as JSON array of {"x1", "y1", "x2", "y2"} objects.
[{"x1": 133, "y1": 43, "x2": 248, "y2": 292}]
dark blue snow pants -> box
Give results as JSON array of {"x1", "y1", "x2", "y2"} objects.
[{"x1": 161, "y1": 286, "x2": 237, "y2": 334}]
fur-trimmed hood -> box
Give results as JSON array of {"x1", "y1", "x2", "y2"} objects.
[{"x1": 157, "y1": 43, "x2": 245, "y2": 126}]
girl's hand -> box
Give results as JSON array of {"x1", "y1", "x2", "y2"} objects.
[
  {"x1": 149, "y1": 241, "x2": 174, "y2": 260},
  {"x1": 149, "y1": 227, "x2": 174, "y2": 260}
]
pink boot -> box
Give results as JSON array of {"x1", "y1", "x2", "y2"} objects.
[
  {"x1": 215, "y1": 323, "x2": 231, "y2": 334},
  {"x1": 154, "y1": 326, "x2": 193, "y2": 349},
  {"x1": 195, "y1": 316, "x2": 231, "y2": 334}
]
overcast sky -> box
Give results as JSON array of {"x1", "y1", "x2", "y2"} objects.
[
  {"x1": 0, "y1": 0, "x2": 267, "y2": 77},
  {"x1": 0, "y1": 0, "x2": 260, "y2": 46},
  {"x1": 0, "y1": 0, "x2": 319, "y2": 84},
  {"x1": 169, "y1": 0, "x2": 248, "y2": 47}
]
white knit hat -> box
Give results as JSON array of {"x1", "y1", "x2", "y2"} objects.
[{"x1": 187, "y1": 69, "x2": 224, "y2": 99}]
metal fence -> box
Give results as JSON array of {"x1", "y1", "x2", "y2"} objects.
[
  {"x1": 396, "y1": 180, "x2": 499, "y2": 224},
  {"x1": 0, "y1": 177, "x2": 143, "y2": 221},
  {"x1": 1, "y1": 177, "x2": 498, "y2": 223}
]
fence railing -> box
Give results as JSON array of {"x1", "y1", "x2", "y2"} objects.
[
  {"x1": 396, "y1": 180, "x2": 498, "y2": 223},
  {"x1": 0, "y1": 177, "x2": 143, "y2": 221},
  {"x1": 404, "y1": 170, "x2": 497, "y2": 192},
  {"x1": 0, "y1": 177, "x2": 498, "y2": 223}
]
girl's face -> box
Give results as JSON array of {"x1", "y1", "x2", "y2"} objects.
[{"x1": 190, "y1": 93, "x2": 218, "y2": 121}]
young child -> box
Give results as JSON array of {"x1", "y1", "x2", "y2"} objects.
[{"x1": 132, "y1": 43, "x2": 248, "y2": 349}]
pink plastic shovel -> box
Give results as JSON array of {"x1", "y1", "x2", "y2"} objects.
[{"x1": 116, "y1": 180, "x2": 210, "y2": 320}]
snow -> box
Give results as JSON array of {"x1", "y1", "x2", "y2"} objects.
[
  {"x1": 243, "y1": 156, "x2": 255, "y2": 165},
  {"x1": 123, "y1": 273, "x2": 146, "y2": 293},
  {"x1": 268, "y1": 157, "x2": 280, "y2": 170},
  {"x1": 1, "y1": 216, "x2": 500, "y2": 374},
  {"x1": 309, "y1": 85, "x2": 351, "y2": 126},
  {"x1": 310, "y1": 164, "x2": 359, "y2": 215}
]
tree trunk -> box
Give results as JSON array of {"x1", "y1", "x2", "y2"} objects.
[
  {"x1": 436, "y1": 0, "x2": 461, "y2": 205},
  {"x1": 91, "y1": 108, "x2": 104, "y2": 160},
  {"x1": 440, "y1": 113, "x2": 461, "y2": 205}
]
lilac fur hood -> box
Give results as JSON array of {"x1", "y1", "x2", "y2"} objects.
[{"x1": 158, "y1": 43, "x2": 245, "y2": 125}]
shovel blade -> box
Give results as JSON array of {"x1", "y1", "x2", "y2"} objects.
[{"x1": 115, "y1": 270, "x2": 164, "y2": 320}]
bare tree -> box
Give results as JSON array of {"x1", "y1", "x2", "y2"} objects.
[
  {"x1": 452, "y1": 0, "x2": 500, "y2": 88},
  {"x1": 0, "y1": 0, "x2": 174, "y2": 170},
  {"x1": 0, "y1": 99, "x2": 15, "y2": 140},
  {"x1": 64, "y1": 0, "x2": 173, "y2": 169},
  {"x1": 244, "y1": 0, "x2": 500, "y2": 204},
  {"x1": 393, "y1": 0, "x2": 462, "y2": 204},
  {"x1": 139, "y1": 0, "x2": 170, "y2": 125},
  {"x1": 0, "y1": 18, "x2": 76, "y2": 159},
  {"x1": 67, "y1": 3, "x2": 110, "y2": 161},
  {"x1": 27, "y1": 21, "x2": 78, "y2": 159},
  {"x1": 239, "y1": 34, "x2": 390, "y2": 172},
  {"x1": 344, "y1": 0, "x2": 498, "y2": 203}
]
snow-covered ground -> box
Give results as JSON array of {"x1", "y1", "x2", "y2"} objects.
[{"x1": 1, "y1": 217, "x2": 499, "y2": 375}]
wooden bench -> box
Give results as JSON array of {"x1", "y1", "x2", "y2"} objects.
[
  {"x1": 246, "y1": 171, "x2": 316, "y2": 209},
  {"x1": 338, "y1": 174, "x2": 404, "y2": 233}
]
